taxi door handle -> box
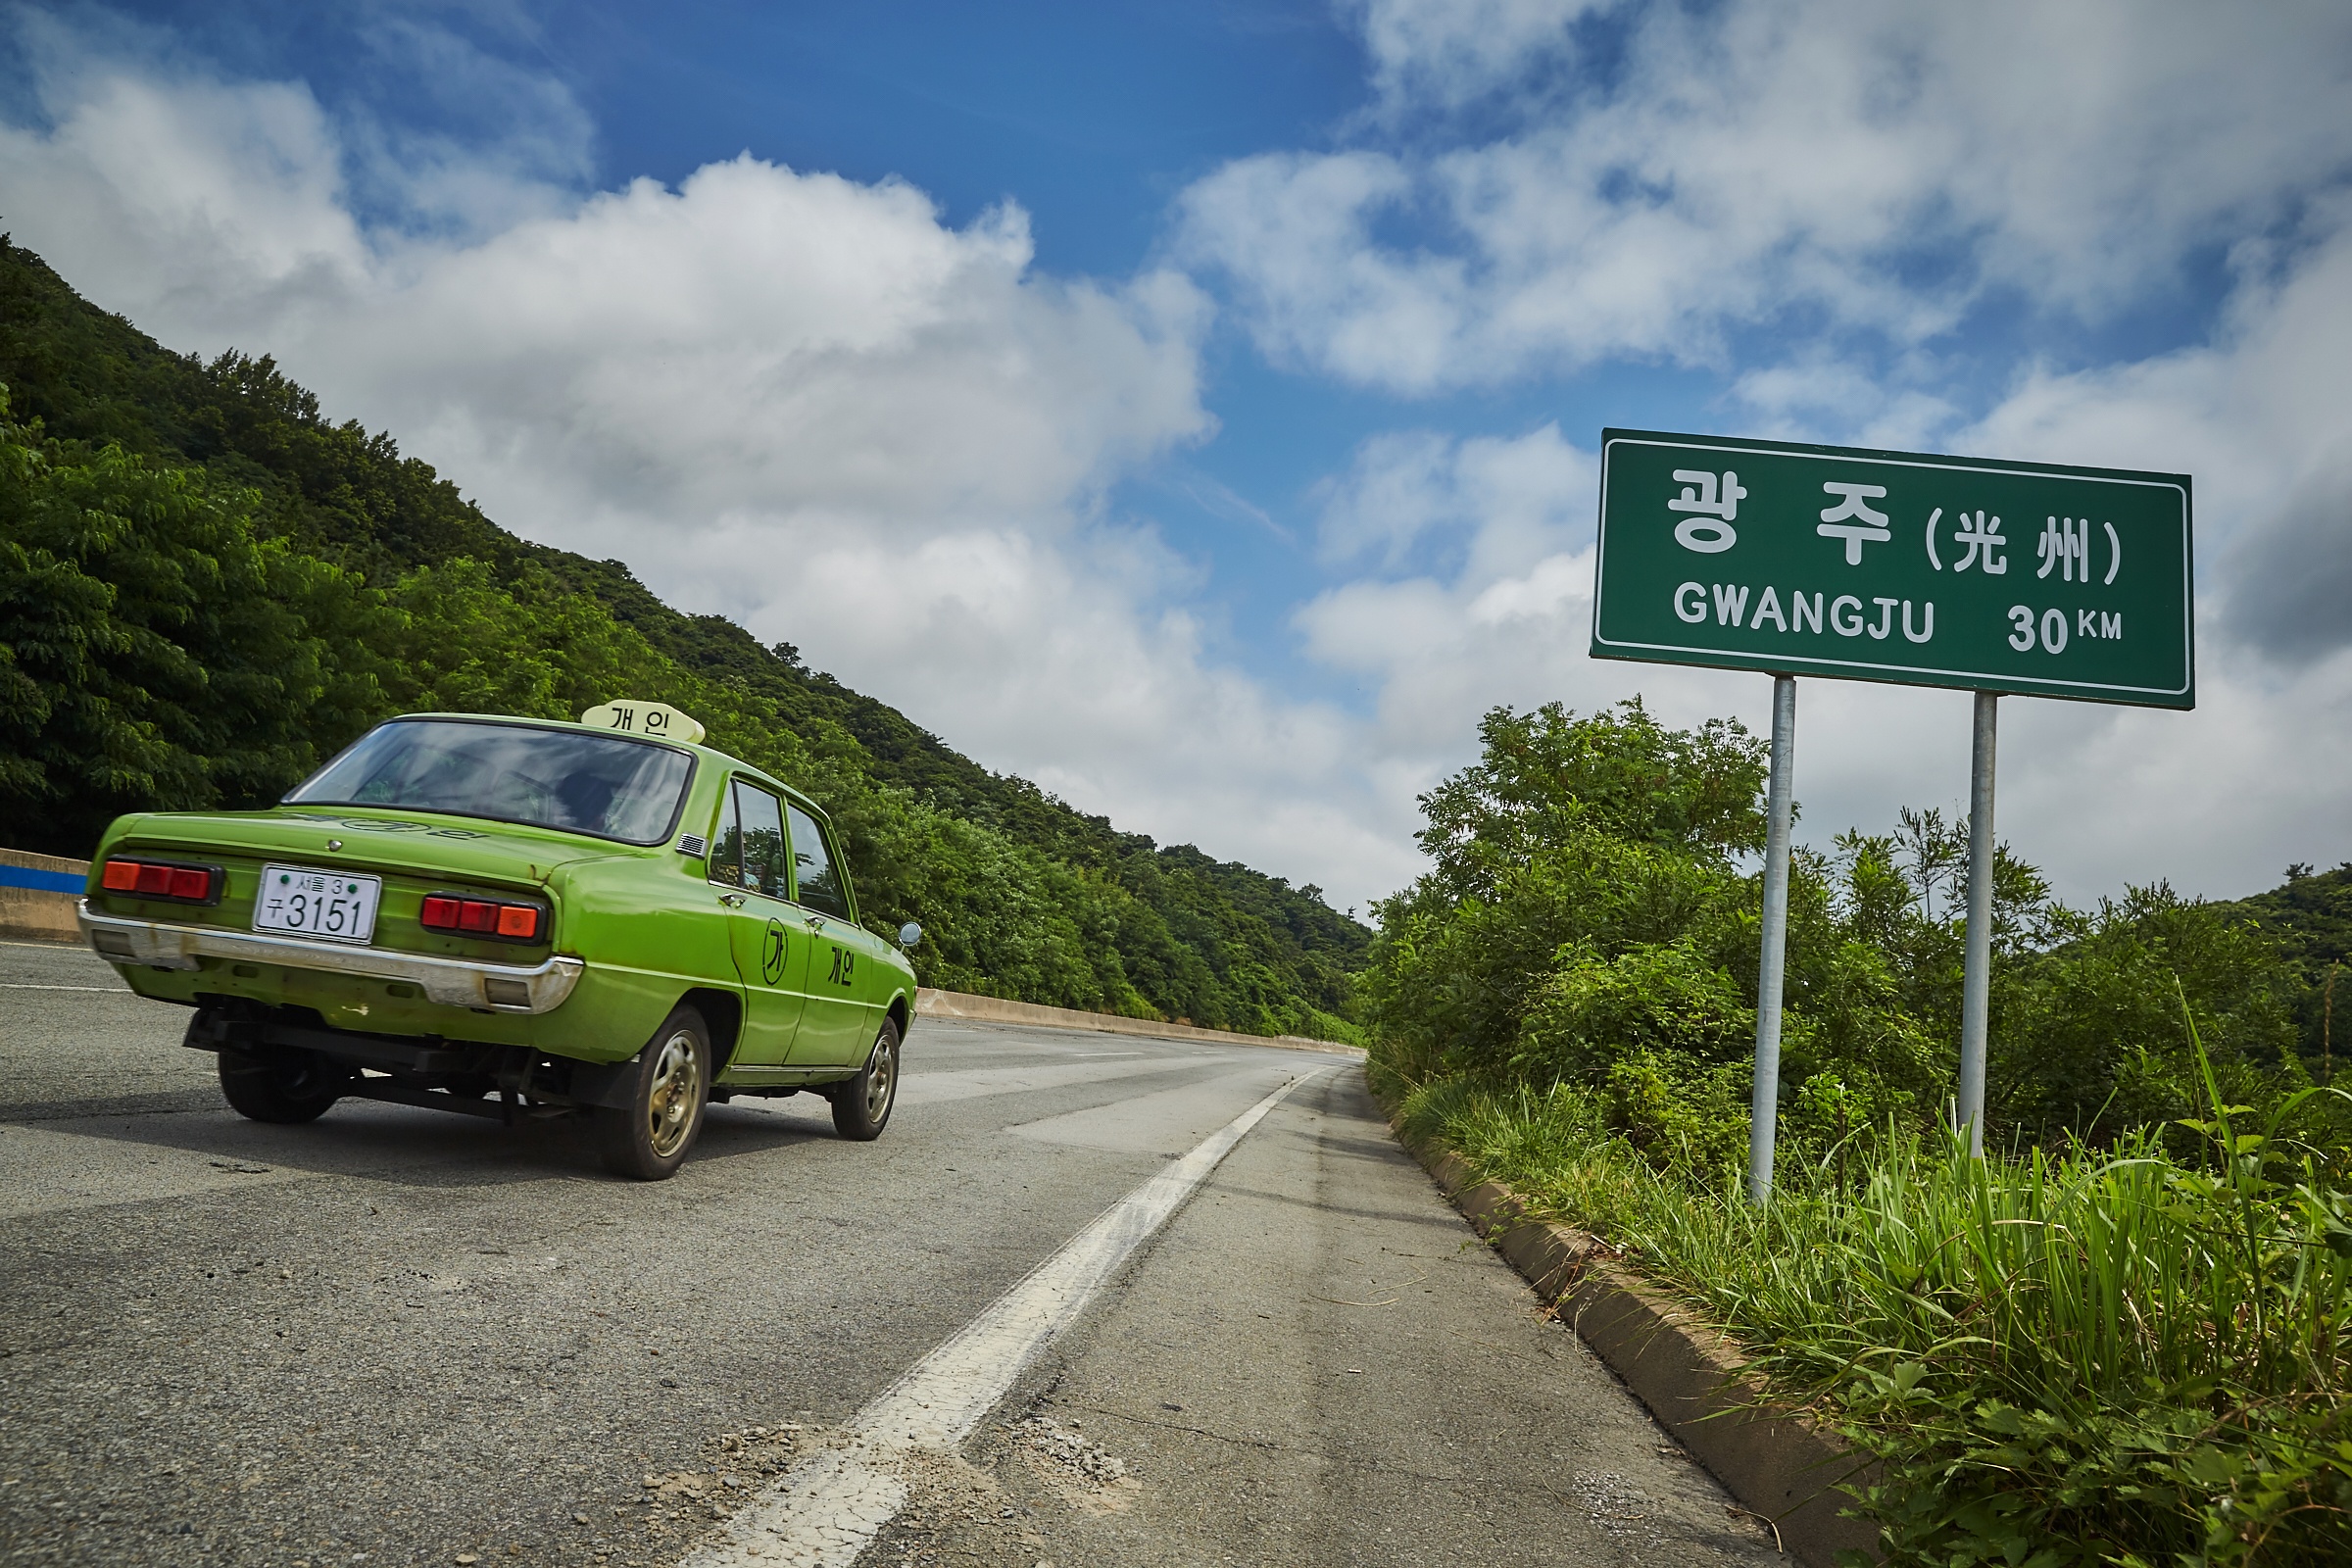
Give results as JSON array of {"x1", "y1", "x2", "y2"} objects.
[
  {"x1": 717, "y1": 893, "x2": 746, "y2": 909},
  {"x1": 804, "y1": 914, "x2": 825, "y2": 931}
]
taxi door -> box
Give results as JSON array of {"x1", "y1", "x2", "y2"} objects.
[
  {"x1": 710, "y1": 778, "x2": 810, "y2": 1066},
  {"x1": 782, "y1": 801, "x2": 878, "y2": 1067}
]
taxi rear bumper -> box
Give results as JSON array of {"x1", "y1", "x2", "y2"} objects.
[{"x1": 76, "y1": 900, "x2": 585, "y2": 1014}]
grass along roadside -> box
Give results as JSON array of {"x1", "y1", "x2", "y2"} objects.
[{"x1": 1392, "y1": 1055, "x2": 2352, "y2": 1565}]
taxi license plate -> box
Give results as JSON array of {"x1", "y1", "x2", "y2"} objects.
[{"x1": 253, "y1": 864, "x2": 382, "y2": 944}]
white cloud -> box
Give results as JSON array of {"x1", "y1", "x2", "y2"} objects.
[
  {"x1": 1184, "y1": 0, "x2": 2352, "y2": 394},
  {"x1": 0, "y1": 29, "x2": 1410, "y2": 902},
  {"x1": 1729, "y1": 357, "x2": 1960, "y2": 453},
  {"x1": 0, "y1": 6, "x2": 588, "y2": 322},
  {"x1": 1962, "y1": 195, "x2": 2352, "y2": 561},
  {"x1": 1313, "y1": 420, "x2": 1592, "y2": 576},
  {"x1": 343, "y1": 165, "x2": 1212, "y2": 541},
  {"x1": 1348, "y1": 0, "x2": 1607, "y2": 112},
  {"x1": 1295, "y1": 425, "x2": 1609, "y2": 888},
  {"x1": 0, "y1": 66, "x2": 368, "y2": 327}
]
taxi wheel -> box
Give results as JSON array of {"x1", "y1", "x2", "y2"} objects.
[
  {"x1": 828, "y1": 1018, "x2": 900, "y2": 1142},
  {"x1": 218, "y1": 1047, "x2": 347, "y2": 1124},
  {"x1": 596, "y1": 1006, "x2": 711, "y2": 1181}
]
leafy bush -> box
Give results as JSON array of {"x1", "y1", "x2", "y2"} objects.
[
  {"x1": 1996, "y1": 885, "x2": 2304, "y2": 1144},
  {"x1": 1518, "y1": 938, "x2": 1757, "y2": 1078}
]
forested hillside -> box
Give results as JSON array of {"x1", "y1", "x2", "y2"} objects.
[
  {"x1": 2219, "y1": 860, "x2": 2352, "y2": 1067},
  {"x1": 0, "y1": 237, "x2": 1368, "y2": 1038}
]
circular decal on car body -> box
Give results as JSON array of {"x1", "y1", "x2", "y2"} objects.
[{"x1": 762, "y1": 918, "x2": 788, "y2": 985}]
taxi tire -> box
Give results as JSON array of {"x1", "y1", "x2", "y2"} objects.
[
  {"x1": 217, "y1": 1047, "x2": 347, "y2": 1124},
  {"x1": 595, "y1": 1005, "x2": 711, "y2": 1181},
  {"x1": 827, "y1": 1018, "x2": 900, "y2": 1142}
]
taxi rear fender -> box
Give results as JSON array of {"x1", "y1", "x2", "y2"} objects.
[{"x1": 680, "y1": 986, "x2": 743, "y2": 1073}]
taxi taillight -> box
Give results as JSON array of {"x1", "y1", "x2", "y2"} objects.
[
  {"x1": 420, "y1": 894, "x2": 543, "y2": 943},
  {"x1": 100, "y1": 858, "x2": 220, "y2": 905}
]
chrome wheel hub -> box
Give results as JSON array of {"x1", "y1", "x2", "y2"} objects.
[
  {"x1": 864, "y1": 1039, "x2": 897, "y2": 1120},
  {"x1": 645, "y1": 1029, "x2": 701, "y2": 1158}
]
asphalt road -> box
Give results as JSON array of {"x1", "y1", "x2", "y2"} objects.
[{"x1": 0, "y1": 939, "x2": 1780, "y2": 1568}]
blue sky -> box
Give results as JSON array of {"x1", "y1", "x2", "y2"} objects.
[
  {"x1": 129, "y1": 3, "x2": 1362, "y2": 260},
  {"x1": 5, "y1": 1, "x2": 2351, "y2": 911}
]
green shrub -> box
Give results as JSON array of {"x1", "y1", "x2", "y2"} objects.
[{"x1": 1516, "y1": 938, "x2": 1758, "y2": 1077}]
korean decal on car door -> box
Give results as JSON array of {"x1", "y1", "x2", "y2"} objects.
[
  {"x1": 711, "y1": 779, "x2": 809, "y2": 1065},
  {"x1": 783, "y1": 801, "x2": 874, "y2": 1067}
]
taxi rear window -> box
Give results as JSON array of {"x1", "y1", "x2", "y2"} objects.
[{"x1": 287, "y1": 719, "x2": 694, "y2": 844}]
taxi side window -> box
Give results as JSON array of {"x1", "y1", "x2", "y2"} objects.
[
  {"x1": 708, "y1": 786, "x2": 744, "y2": 888},
  {"x1": 785, "y1": 803, "x2": 853, "y2": 920},
  {"x1": 736, "y1": 783, "x2": 791, "y2": 900},
  {"x1": 710, "y1": 780, "x2": 789, "y2": 900}
]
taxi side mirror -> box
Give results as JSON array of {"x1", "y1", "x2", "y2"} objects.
[{"x1": 897, "y1": 921, "x2": 923, "y2": 951}]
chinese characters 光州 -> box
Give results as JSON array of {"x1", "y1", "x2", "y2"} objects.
[{"x1": 1663, "y1": 470, "x2": 2126, "y2": 593}]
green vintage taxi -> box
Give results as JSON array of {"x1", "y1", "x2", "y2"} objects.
[{"x1": 74, "y1": 703, "x2": 920, "y2": 1178}]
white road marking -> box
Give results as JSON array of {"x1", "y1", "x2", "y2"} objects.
[
  {"x1": 1004, "y1": 1067, "x2": 1300, "y2": 1157},
  {"x1": 681, "y1": 1066, "x2": 1333, "y2": 1568},
  {"x1": 0, "y1": 982, "x2": 130, "y2": 992}
]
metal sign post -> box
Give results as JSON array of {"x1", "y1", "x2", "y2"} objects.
[
  {"x1": 1955, "y1": 692, "x2": 1997, "y2": 1154},
  {"x1": 1591, "y1": 429, "x2": 2194, "y2": 1198},
  {"x1": 1747, "y1": 675, "x2": 1797, "y2": 1202}
]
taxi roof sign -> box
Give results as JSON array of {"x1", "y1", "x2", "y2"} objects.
[{"x1": 579, "y1": 701, "x2": 706, "y2": 746}]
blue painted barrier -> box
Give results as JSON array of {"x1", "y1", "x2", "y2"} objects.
[{"x1": 0, "y1": 864, "x2": 84, "y2": 895}]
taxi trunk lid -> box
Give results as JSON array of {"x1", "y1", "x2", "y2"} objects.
[
  {"x1": 106, "y1": 805, "x2": 623, "y2": 888},
  {"x1": 93, "y1": 805, "x2": 636, "y2": 957}
]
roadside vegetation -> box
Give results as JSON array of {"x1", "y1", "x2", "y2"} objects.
[
  {"x1": 1369, "y1": 701, "x2": 2352, "y2": 1564},
  {"x1": 0, "y1": 238, "x2": 1365, "y2": 1040}
]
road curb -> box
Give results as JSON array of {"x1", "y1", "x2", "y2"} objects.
[{"x1": 1395, "y1": 1124, "x2": 1882, "y2": 1568}]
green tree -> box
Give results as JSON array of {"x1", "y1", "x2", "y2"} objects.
[
  {"x1": 0, "y1": 394, "x2": 385, "y2": 851},
  {"x1": 1413, "y1": 698, "x2": 1769, "y2": 902}
]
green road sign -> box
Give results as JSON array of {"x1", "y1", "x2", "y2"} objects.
[{"x1": 1592, "y1": 429, "x2": 2194, "y2": 708}]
